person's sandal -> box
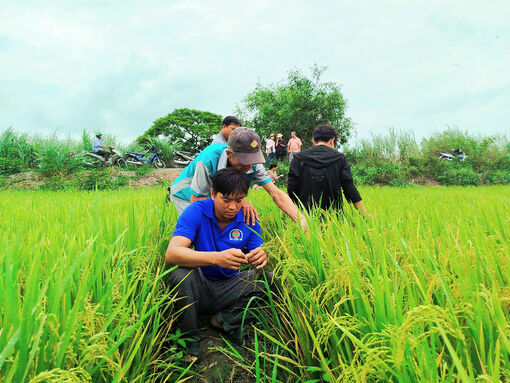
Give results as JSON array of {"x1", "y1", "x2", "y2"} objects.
[{"x1": 186, "y1": 341, "x2": 200, "y2": 363}]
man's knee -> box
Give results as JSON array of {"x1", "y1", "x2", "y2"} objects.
[{"x1": 168, "y1": 267, "x2": 196, "y2": 288}]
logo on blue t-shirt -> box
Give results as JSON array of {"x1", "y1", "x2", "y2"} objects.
[{"x1": 229, "y1": 229, "x2": 243, "y2": 241}]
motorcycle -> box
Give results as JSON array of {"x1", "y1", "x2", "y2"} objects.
[
  {"x1": 125, "y1": 146, "x2": 166, "y2": 168},
  {"x1": 172, "y1": 150, "x2": 195, "y2": 167},
  {"x1": 82, "y1": 147, "x2": 127, "y2": 167},
  {"x1": 438, "y1": 148, "x2": 467, "y2": 162}
]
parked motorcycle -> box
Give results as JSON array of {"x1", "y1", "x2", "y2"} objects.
[
  {"x1": 172, "y1": 150, "x2": 195, "y2": 167},
  {"x1": 438, "y1": 148, "x2": 467, "y2": 162},
  {"x1": 82, "y1": 147, "x2": 127, "y2": 167},
  {"x1": 125, "y1": 147, "x2": 166, "y2": 168}
]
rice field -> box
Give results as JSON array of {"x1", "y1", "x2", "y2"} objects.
[{"x1": 1, "y1": 186, "x2": 509, "y2": 382}]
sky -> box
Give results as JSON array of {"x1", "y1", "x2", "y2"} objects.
[{"x1": 1, "y1": 0, "x2": 509, "y2": 144}]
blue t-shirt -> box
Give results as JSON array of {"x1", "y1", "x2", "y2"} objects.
[{"x1": 172, "y1": 199, "x2": 263, "y2": 281}]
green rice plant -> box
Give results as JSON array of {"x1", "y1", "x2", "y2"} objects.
[
  {"x1": 2, "y1": 185, "x2": 509, "y2": 382},
  {"x1": 240, "y1": 185, "x2": 510, "y2": 382},
  {"x1": 0, "y1": 189, "x2": 191, "y2": 382}
]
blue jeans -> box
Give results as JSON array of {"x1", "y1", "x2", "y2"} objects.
[{"x1": 266, "y1": 152, "x2": 275, "y2": 167}]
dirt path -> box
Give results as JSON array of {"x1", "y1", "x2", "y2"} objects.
[
  {"x1": 190, "y1": 318, "x2": 255, "y2": 383},
  {"x1": 129, "y1": 168, "x2": 183, "y2": 188}
]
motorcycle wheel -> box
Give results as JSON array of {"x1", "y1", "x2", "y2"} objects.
[
  {"x1": 154, "y1": 159, "x2": 166, "y2": 168},
  {"x1": 116, "y1": 158, "x2": 127, "y2": 168}
]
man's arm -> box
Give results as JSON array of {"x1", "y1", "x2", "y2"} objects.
[
  {"x1": 190, "y1": 194, "x2": 208, "y2": 203},
  {"x1": 287, "y1": 157, "x2": 300, "y2": 205},
  {"x1": 165, "y1": 236, "x2": 248, "y2": 269},
  {"x1": 339, "y1": 157, "x2": 367, "y2": 216},
  {"x1": 262, "y1": 181, "x2": 307, "y2": 232},
  {"x1": 353, "y1": 201, "x2": 368, "y2": 216}
]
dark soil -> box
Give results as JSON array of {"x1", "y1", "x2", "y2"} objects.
[{"x1": 190, "y1": 317, "x2": 255, "y2": 383}]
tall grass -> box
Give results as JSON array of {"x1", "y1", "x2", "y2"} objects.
[
  {"x1": 242, "y1": 185, "x2": 510, "y2": 382},
  {"x1": 0, "y1": 189, "x2": 192, "y2": 382}
]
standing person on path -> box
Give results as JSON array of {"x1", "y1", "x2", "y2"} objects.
[
  {"x1": 170, "y1": 127, "x2": 307, "y2": 231},
  {"x1": 287, "y1": 124, "x2": 367, "y2": 214},
  {"x1": 287, "y1": 131, "x2": 302, "y2": 163},
  {"x1": 275, "y1": 133, "x2": 287, "y2": 162},
  {"x1": 211, "y1": 116, "x2": 241, "y2": 145},
  {"x1": 265, "y1": 133, "x2": 276, "y2": 167},
  {"x1": 165, "y1": 168, "x2": 275, "y2": 361}
]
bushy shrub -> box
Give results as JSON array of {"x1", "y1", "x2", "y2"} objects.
[
  {"x1": 352, "y1": 163, "x2": 410, "y2": 186},
  {"x1": 484, "y1": 169, "x2": 510, "y2": 184},
  {"x1": 435, "y1": 164, "x2": 481, "y2": 186},
  {"x1": 39, "y1": 170, "x2": 132, "y2": 191},
  {"x1": 35, "y1": 144, "x2": 83, "y2": 176},
  {"x1": 375, "y1": 162, "x2": 410, "y2": 186},
  {"x1": 39, "y1": 174, "x2": 69, "y2": 191},
  {"x1": 0, "y1": 157, "x2": 22, "y2": 175},
  {"x1": 351, "y1": 165, "x2": 378, "y2": 185},
  {"x1": 77, "y1": 170, "x2": 130, "y2": 190}
]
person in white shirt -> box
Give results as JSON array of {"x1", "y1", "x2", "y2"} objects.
[{"x1": 265, "y1": 133, "x2": 275, "y2": 167}]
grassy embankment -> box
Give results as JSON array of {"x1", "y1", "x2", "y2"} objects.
[{"x1": 1, "y1": 128, "x2": 509, "y2": 189}]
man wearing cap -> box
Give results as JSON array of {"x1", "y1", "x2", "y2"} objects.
[
  {"x1": 92, "y1": 132, "x2": 111, "y2": 165},
  {"x1": 170, "y1": 127, "x2": 307, "y2": 231},
  {"x1": 211, "y1": 116, "x2": 241, "y2": 145}
]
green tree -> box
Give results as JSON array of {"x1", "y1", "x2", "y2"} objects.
[
  {"x1": 237, "y1": 65, "x2": 353, "y2": 147},
  {"x1": 139, "y1": 108, "x2": 222, "y2": 153}
]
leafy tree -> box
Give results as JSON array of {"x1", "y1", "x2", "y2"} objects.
[
  {"x1": 236, "y1": 65, "x2": 353, "y2": 147},
  {"x1": 139, "y1": 108, "x2": 222, "y2": 153}
]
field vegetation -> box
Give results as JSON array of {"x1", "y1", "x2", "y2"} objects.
[
  {"x1": 1, "y1": 186, "x2": 508, "y2": 382},
  {"x1": 2, "y1": 127, "x2": 508, "y2": 190},
  {"x1": 343, "y1": 128, "x2": 510, "y2": 186}
]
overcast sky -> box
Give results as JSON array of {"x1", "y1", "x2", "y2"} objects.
[{"x1": 1, "y1": 0, "x2": 509, "y2": 143}]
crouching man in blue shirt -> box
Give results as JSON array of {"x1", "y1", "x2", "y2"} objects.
[{"x1": 165, "y1": 167, "x2": 274, "y2": 362}]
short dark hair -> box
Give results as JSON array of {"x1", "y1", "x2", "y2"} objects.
[
  {"x1": 222, "y1": 116, "x2": 241, "y2": 127},
  {"x1": 269, "y1": 163, "x2": 277, "y2": 170},
  {"x1": 212, "y1": 168, "x2": 249, "y2": 197},
  {"x1": 313, "y1": 124, "x2": 338, "y2": 143}
]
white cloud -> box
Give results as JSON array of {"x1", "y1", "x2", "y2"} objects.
[{"x1": 1, "y1": 0, "x2": 509, "y2": 142}]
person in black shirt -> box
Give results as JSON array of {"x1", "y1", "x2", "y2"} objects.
[
  {"x1": 287, "y1": 124, "x2": 367, "y2": 214},
  {"x1": 275, "y1": 133, "x2": 287, "y2": 162}
]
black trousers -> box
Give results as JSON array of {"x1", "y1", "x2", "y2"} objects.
[
  {"x1": 168, "y1": 267, "x2": 274, "y2": 341},
  {"x1": 95, "y1": 149, "x2": 110, "y2": 162}
]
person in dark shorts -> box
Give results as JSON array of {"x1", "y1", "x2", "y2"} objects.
[
  {"x1": 287, "y1": 124, "x2": 367, "y2": 214},
  {"x1": 165, "y1": 167, "x2": 274, "y2": 361}
]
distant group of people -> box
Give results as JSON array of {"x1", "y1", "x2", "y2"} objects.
[
  {"x1": 165, "y1": 115, "x2": 367, "y2": 362},
  {"x1": 265, "y1": 131, "x2": 303, "y2": 166}
]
